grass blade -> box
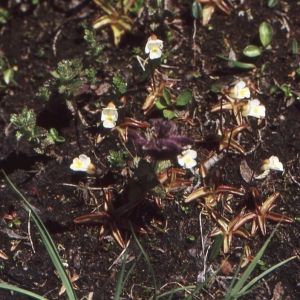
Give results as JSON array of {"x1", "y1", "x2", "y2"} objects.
[
  {"x1": 2, "y1": 170, "x2": 78, "y2": 300},
  {"x1": 0, "y1": 282, "x2": 48, "y2": 300},
  {"x1": 227, "y1": 226, "x2": 277, "y2": 297},
  {"x1": 130, "y1": 223, "x2": 157, "y2": 297},
  {"x1": 114, "y1": 249, "x2": 128, "y2": 300},
  {"x1": 156, "y1": 286, "x2": 196, "y2": 299},
  {"x1": 237, "y1": 256, "x2": 296, "y2": 297}
]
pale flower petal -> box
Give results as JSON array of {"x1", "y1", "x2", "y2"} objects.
[
  {"x1": 242, "y1": 99, "x2": 265, "y2": 118},
  {"x1": 101, "y1": 102, "x2": 118, "y2": 129},
  {"x1": 177, "y1": 149, "x2": 197, "y2": 169},
  {"x1": 145, "y1": 35, "x2": 163, "y2": 60},
  {"x1": 261, "y1": 156, "x2": 283, "y2": 172},
  {"x1": 230, "y1": 81, "x2": 250, "y2": 100},
  {"x1": 70, "y1": 154, "x2": 96, "y2": 174}
]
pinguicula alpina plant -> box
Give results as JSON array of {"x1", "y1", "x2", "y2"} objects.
[
  {"x1": 145, "y1": 34, "x2": 163, "y2": 60},
  {"x1": 210, "y1": 80, "x2": 266, "y2": 125},
  {"x1": 101, "y1": 102, "x2": 118, "y2": 129},
  {"x1": 177, "y1": 148, "x2": 197, "y2": 169},
  {"x1": 70, "y1": 154, "x2": 96, "y2": 175},
  {"x1": 241, "y1": 99, "x2": 266, "y2": 119},
  {"x1": 261, "y1": 156, "x2": 283, "y2": 172},
  {"x1": 228, "y1": 81, "x2": 251, "y2": 100}
]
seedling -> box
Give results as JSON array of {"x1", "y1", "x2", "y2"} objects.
[
  {"x1": 84, "y1": 29, "x2": 105, "y2": 62},
  {"x1": 112, "y1": 71, "x2": 127, "y2": 95},
  {"x1": 243, "y1": 22, "x2": 273, "y2": 58},
  {"x1": 0, "y1": 8, "x2": 10, "y2": 24},
  {"x1": 0, "y1": 53, "x2": 17, "y2": 86},
  {"x1": 107, "y1": 150, "x2": 128, "y2": 168},
  {"x1": 156, "y1": 88, "x2": 193, "y2": 119},
  {"x1": 50, "y1": 59, "x2": 83, "y2": 98},
  {"x1": 10, "y1": 108, "x2": 64, "y2": 154}
]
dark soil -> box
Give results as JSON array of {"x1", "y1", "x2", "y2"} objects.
[{"x1": 1, "y1": 0, "x2": 300, "y2": 299}]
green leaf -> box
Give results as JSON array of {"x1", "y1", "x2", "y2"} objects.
[
  {"x1": 48, "y1": 128, "x2": 65, "y2": 143},
  {"x1": 281, "y1": 83, "x2": 293, "y2": 98},
  {"x1": 155, "y1": 97, "x2": 168, "y2": 109},
  {"x1": 268, "y1": 0, "x2": 278, "y2": 8},
  {"x1": 243, "y1": 45, "x2": 262, "y2": 57},
  {"x1": 224, "y1": 224, "x2": 294, "y2": 300},
  {"x1": 3, "y1": 171, "x2": 78, "y2": 300},
  {"x1": 292, "y1": 39, "x2": 298, "y2": 55},
  {"x1": 0, "y1": 282, "x2": 47, "y2": 300},
  {"x1": 216, "y1": 55, "x2": 256, "y2": 69},
  {"x1": 3, "y1": 68, "x2": 14, "y2": 85},
  {"x1": 176, "y1": 89, "x2": 192, "y2": 106},
  {"x1": 211, "y1": 84, "x2": 224, "y2": 93},
  {"x1": 259, "y1": 22, "x2": 273, "y2": 48},
  {"x1": 163, "y1": 109, "x2": 175, "y2": 120},
  {"x1": 208, "y1": 234, "x2": 223, "y2": 262},
  {"x1": 163, "y1": 88, "x2": 172, "y2": 105},
  {"x1": 192, "y1": 0, "x2": 202, "y2": 20}
]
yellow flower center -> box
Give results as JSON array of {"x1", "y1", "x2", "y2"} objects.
[
  {"x1": 253, "y1": 107, "x2": 259, "y2": 114},
  {"x1": 75, "y1": 159, "x2": 83, "y2": 169},
  {"x1": 240, "y1": 89, "x2": 247, "y2": 97},
  {"x1": 152, "y1": 46, "x2": 158, "y2": 52},
  {"x1": 185, "y1": 157, "x2": 191, "y2": 164}
]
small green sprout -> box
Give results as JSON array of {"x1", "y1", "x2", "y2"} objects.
[
  {"x1": 257, "y1": 260, "x2": 267, "y2": 271},
  {"x1": 243, "y1": 22, "x2": 273, "y2": 58},
  {"x1": 0, "y1": 54, "x2": 18, "y2": 86},
  {"x1": 10, "y1": 108, "x2": 64, "y2": 154},
  {"x1": 47, "y1": 128, "x2": 65, "y2": 143},
  {"x1": 84, "y1": 29, "x2": 105, "y2": 62},
  {"x1": 51, "y1": 59, "x2": 83, "y2": 98},
  {"x1": 156, "y1": 88, "x2": 193, "y2": 119},
  {"x1": 107, "y1": 150, "x2": 128, "y2": 168},
  {"x1": 0, "y1": 8, "x2": 10, "y2": 24},
  {"x1": 187, "y1": 235, "x2": 195, "y2": 242},
  {"x1": 281, "y1": 84, "x2": 293, "y2": 99},
  {"x1": 85, "y1": 68, "x2": 97, "y2": 84},
  {"x1": 112, "y1": 71, "x2": 127, "y2": 95},
  {"x1": 10, "y1": 108, "x2": 47, "y2": 143},
  {"x1": 37, "y1": 86, "x2": 51, "y2": 101},
  {"x1": 181, "y1": 206, "x2": 189, "y2": 215}
]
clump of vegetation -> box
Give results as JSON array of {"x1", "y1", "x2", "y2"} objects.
[
  {"x1": 10, "y1": 107, "x2": 64, "y2": 154},
  {"x1": 1, "y1": 0, "x2": 299, "y2": 299}
]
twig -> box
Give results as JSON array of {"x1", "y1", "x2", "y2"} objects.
[
  {"x1": 108, "y1": 238, "x2": 131, "y2": 270},
  {"x1": 27, "y1": 210, "x2": 35, "y2": 254},
  {"x1": 53, "y1": 28, "x2": 62, "y2": 57},
  {"x1": 288, "y1": 168, "x2": 300, "y2": 187}
]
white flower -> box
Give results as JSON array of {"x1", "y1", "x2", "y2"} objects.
[
  {"x1": 230, "y1": 81, "x2": 250, "y2": 100},
  {"x1": 242, "y1": 99, "x2": 265, "y2": 118},
  {"x1": 145, "y1": 35, "x2": 163, "y2": 60},
  {"x1": 177, "y1": 149, "x2": 197, "y2": 169},
  {"x1": 70, "y1": 154, "x2": 96, "y2": 174},
  {"x1": 101, "y1": 102, "x2": 118, "y2": 129},
  {"x1": 261, "y1": 156, "x2": 283, "y2": 172}
]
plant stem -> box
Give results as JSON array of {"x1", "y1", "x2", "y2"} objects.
[{"x1": 149, "y1": 59, "x2": 156, "y2": 92}]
